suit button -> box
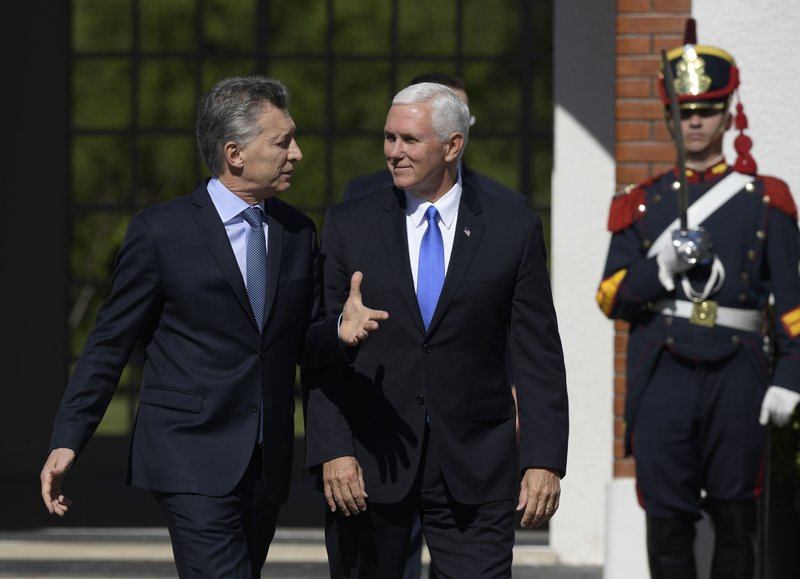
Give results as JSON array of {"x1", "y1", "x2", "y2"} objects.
[
  {"x1": 259, "y1": 351, "x2": 266, "y2": 359},
  {"x1": 422, "y1": 343, "x2": 432, "y2": 353},
  {"x1": 416, "y1": 395, "x2": 425, "y2": 405},
  {"x1": 249, "y1": 404, "x2": 259, "y2": 413}
]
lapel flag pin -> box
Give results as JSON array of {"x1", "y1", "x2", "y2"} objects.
[{"x1": 463, "y1": 226, "x2": 471, "y2": 237}]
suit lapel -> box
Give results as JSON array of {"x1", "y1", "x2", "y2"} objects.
[
  {"x1": 427, "y1": 185, "x2": 485, "y2": 332},
  {"x1": 189, "y1": 185, "x2": 260, "y2": 334},
  {"x1": 379, "y1": 189, "x2": 427, "y2": 334},
  {"x1": 264, "y1": 198, "x2": 284, "y2": 327}
]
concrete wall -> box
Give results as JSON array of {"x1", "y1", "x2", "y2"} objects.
[
  {"x1": 550, "y1": 0, "x2": 800, "y2": 572},
  {"x1": 550, "y1": 0, "x2": 616, "y2": 565}
]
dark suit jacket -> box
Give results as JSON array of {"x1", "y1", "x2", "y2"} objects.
[
  {"x1": 304, "y1": 184, "x2": 568, "y2": 505},
  {"x1": 342, "y1": 163, "x2": 527, "y2": 206},
  {"x1": 50, "y1": 183, "x2": 341, "y2": 505}
]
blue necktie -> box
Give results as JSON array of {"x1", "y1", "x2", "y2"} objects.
[
  {"x1": 242, "y1": 206, "x2": 267, "y2": 443},
  {"x1": 417, "y1": 206, "x2": 444, "y2": 330}
]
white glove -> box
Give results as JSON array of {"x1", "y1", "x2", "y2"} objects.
[
  {"x1": 759, "y1": 385, "x2": 800, "y2": 427},
  {"x1": 656, "y1": 249, "x2": 693, "y2": 291}
]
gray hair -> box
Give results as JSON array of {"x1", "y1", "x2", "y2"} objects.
[
  {"x1": 196, "y1": 76, "x2": 290, "y2": 176},
  {"x1": 392, "y1": 82, "x2": 470, "y2": 158}
]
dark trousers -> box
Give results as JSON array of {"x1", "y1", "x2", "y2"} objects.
[
  {"x1": 325, "y1": 426, "x2": 515, "y2": 579},
  {"x1": 153, "y1": 445, "x2": 280, "y2": 579},
  {"x1": 634, "y1": 349, "x2": 765, "y2": 518},
  {"x1": 636, "y1": 349, "x2": 763, "y2": 579}
]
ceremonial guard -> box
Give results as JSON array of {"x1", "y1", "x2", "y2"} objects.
[{"x1": 596, "y1": 20, "x2": 800, "y2": 579}]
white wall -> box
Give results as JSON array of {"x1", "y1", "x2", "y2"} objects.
[
  {"x1": 550, "y1": 0, "x2": 616, "y2": 566},
  {"x1": 550, "y1": 0, "x2": 800, "y2": 572},
  {"x1": 694, "y1": 1, "x2": 800, "y2": 205}
]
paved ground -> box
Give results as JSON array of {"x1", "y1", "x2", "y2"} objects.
[{"x1": 0, "y1": 527, "x2": 603, "y2": 578}]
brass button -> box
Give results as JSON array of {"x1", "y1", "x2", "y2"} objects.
[
  {"x1": 745, "y1": 182, "x2": 756, "y2": 193},
  {"x1": 739, "y1": 293, "x2": 747, "y2": 302},
  {"x1": 666, "y1": 337, "x2": 674, "y2": 346},
  {"x1": 756, "y1": 230, "x2": 765, "y2": 240},
  {"x1": 747, "y1": 249, "x2": 757, "y2": 260},
  {"x1": 672, "y1": 181, "x2": 681, "y2": 191},
  {"x1": 731, "y1": 335, "x2": 741, "y2": 344},
  {"x1": 741, "y1": 272, "x2": 749, "y2": 281}
]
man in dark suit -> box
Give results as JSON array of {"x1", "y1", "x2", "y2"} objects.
[
  {"x1": 40, "y1": 76, "x2": 386, "y2": 579},
  {"x1": 341, "y1": 72, "x2": 526, "y2": 579},
  {"x1": 304, "y1": 82, "x2": 569, "y2": 578}
]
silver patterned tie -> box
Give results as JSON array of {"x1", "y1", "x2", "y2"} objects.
[
  {"x1": 242, "y1": 206, "x2": 268, "y2": 333},
  {"x1": 242, "y1": 206, "x2": 267, "y2": 443}
]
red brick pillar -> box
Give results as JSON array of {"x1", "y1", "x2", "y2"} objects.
[{"x1": 613, "y1": 0, "x2": 691, "y2": 478}]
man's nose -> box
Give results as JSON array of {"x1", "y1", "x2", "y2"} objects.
[{"x1": 289, "y1": 139, "x2": 302, "y2": 162}]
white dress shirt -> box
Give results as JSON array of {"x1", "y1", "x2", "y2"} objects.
[
  {"x1": 207, "y1": 176, "x2": 268, "y2": 282},
  {"x1": 404, "y1": 176, "x2": 462, "y2": 292}
]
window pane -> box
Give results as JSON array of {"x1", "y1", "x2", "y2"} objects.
[
  {"x1": 332, "y1": 2, "x2": 391, "y2": 54},
  {"x1": 462, "y1": 62, "x2": 521, "y2": 134},
  {"x1": 68, "y1": 286, "x2": 109, "y2": 358},
  {"x1": 141, "y1": 0, "x2": 196, "y2": 52},
  {"x1": 268, "y1": 61, "x2": 327, "y2": 131},
  {"x1": 333, "y1": 62, "x2": 392, "y2": 131},
  {"x1": 73, "y1": 59, "x2": 132, "y2": 129},
  {"x1": 70, "y1": 211, "x2": 130, "y2": 280},
  {"x1": 72, "y1": 136, "x2": 132, "y2": 204},
  {"x1": 466, "y1": 138, "x2": 521, "y2": 193},
  {"x1": 137, "y1": 136, "x2": 199, "y2": 206},
  {"x1": 462, "y1": 0, "x2": 518, "y2": 56},
  {"x1": 333, "y1": 137, "x2": 387, "y2": 202},
  {"x1": 532, "y1": 57, "x2": 554, "y2": 129},
  {"x1": 529, "y1": 149, "x2": 553, "y2": 210},
  {"x1": 397, "y1": 0, "x2": 456, "y2": 54},
  {"x1": 204, "y1": 0, "x2": 258, "y2": 53},
  {"x1": 73, "y1": 0, "x2": 132, "y2": 52},
  {"x1": 140, "y1": 59, "x2": 197, "y2": 128},
  {"x1": 202, "y1": 60, "x2": 259, "y2": 93},
  {"x1": 268, "y1": 0, "x2": 327, "y2": 54},
  {"x1": 285, "y1": 136, "x2": 328, "y2": 209}
]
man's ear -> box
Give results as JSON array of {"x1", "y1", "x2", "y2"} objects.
[
  {"x1": 224, "y1": 141, "x2": 244, "y2": 168},
  {"x1": 724, "y1": 111, "x2": 733, "y2": 130},
  {"x1": 444, "y1": 132, "x2": 465, "y2": 163}
]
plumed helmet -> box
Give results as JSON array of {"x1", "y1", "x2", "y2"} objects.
[
  {"x1": 658, "y1": 18, "x2": 756, "y2": 175},
  {"x1": 658, "y1": 19, "x2": 739, "y2": 111}
]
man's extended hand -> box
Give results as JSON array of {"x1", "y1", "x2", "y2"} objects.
[
  {"x1": 40, "y1": 448, "x2": 76, "y2": 517},
  {"x1": 339, "y1": 272, "x2": 389, "y2": 346},
  {"x1": 516, "y1": 467, "x2": 561, "y2": 528},
  {"x1": 322, "y1": 456, "x2": 368, "y2": 516}
]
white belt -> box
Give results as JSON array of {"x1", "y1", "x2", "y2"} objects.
[{"x1": 654, "y1": 299, "x2": 763, "y2": 333}]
